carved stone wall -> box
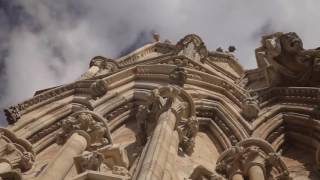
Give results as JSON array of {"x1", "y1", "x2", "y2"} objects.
[{"x1": 1, "y1": 33, "x2": 319, "y2": 180}]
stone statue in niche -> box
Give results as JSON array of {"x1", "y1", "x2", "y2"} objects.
[{"x1": 256, "y1": 32, "x2": 320, "y2": 86}]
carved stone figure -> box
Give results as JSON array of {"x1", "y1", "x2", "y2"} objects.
[
  {"x1": 177, "y1": 116, "x2": 199, "y2": 155},
  {"x1": 256, "y1": 32, "x2": 320, "y2": 86},
  {"x1": 241, "y1": 96, "x2": 260, "y2": 120},
  {"x1": 216, "y1": 138, "x2": 291, "y2": 180},
  {"x1": 169, "y1": 66, "x2": 188, "y2": 87},
  {"x1": 74, "y1": 151, "x2": 104, "y2": 173}
]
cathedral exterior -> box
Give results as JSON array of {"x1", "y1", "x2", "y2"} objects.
[{"x1": 0, "y1": 32, "x2": 320, "y2": 180}]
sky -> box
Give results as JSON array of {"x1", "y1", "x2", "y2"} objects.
[{"x1": 0, "y1": 0, "x2": 320, "y2": 125}]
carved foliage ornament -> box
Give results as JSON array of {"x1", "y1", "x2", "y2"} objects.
[
  {"x1": 0, "y1": 128, "x2": 35, "y2": 173},
  {"x1": 216, "y1": 138, "x2": 290, "y2": 180},
  {"x1": 56, "y1": 111, "x2": 112, "y2": 149}
]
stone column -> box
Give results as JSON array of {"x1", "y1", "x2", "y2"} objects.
[
  {"x1": 136, "y1": 109, "x2": 178, "y2": 180},
  {"x1": 248, "y1": 165, "x2": 265, "y2": 180},
  {"x1": 231, "y1": 173, "x2": 245, "y2": 180},
  {"x1": 37, "y1": 131, "x2": 90, "y2": 180},
  {"x1": 162, "y1": 131, "x2": 179, "y2": 180}
]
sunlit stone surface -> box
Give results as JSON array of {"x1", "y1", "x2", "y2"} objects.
[{"x1": 1, "y1": 33, "x2": 320, "y2": 179}]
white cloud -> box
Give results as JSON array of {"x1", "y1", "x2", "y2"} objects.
[{"x1": 1, "y1": 0, "x2": 320, "y2": 124}]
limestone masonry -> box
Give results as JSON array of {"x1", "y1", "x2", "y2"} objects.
[{"x1": 1, "y1": 32, "x2": 320, "y2": 180}]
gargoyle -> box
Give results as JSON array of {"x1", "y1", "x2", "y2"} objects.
[{"x1": 256, "y1": 32, "x2": 320, "y2": 86}]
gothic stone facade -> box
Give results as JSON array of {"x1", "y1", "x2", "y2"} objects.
[{"x1": 1, "y1": 33, "x2": 320, "y2": 180}]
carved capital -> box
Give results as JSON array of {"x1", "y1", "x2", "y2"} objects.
[
  {"x1": 56, "y1": 111, "x2": 112, "y2": 149},
  {"x1": 216, "y1": 138, "x2": 290, "y2": 180},
  {"x1": 0, "y1": 129, "x2": 34, "y2": 172}
]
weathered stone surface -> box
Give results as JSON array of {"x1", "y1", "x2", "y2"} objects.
[{"x1": 1, "y1": 32, "x2": 320, "y2": 180}]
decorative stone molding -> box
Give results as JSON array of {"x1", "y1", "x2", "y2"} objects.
[
  {"x1": 28, "y1": 120, "x2": 62, "y2": 144},
  {"x1": 105, "y1": 102, "x2": 134, "y2": 120},
  {"x1": 160, "y1": 57, "x2": 210, "y2": 74},
  {"x1": 216, "y1": 138, "x2": 290, "y2": 180},
  {"x1": 0, "y1": 128, "x2": 34, "y2": 180},
  {"x1": 4, "y1": 83, "x2": 75, "y2": 124},
  {"x1": 56, "y1": 111, "x2": 112, "y2": 149}
]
